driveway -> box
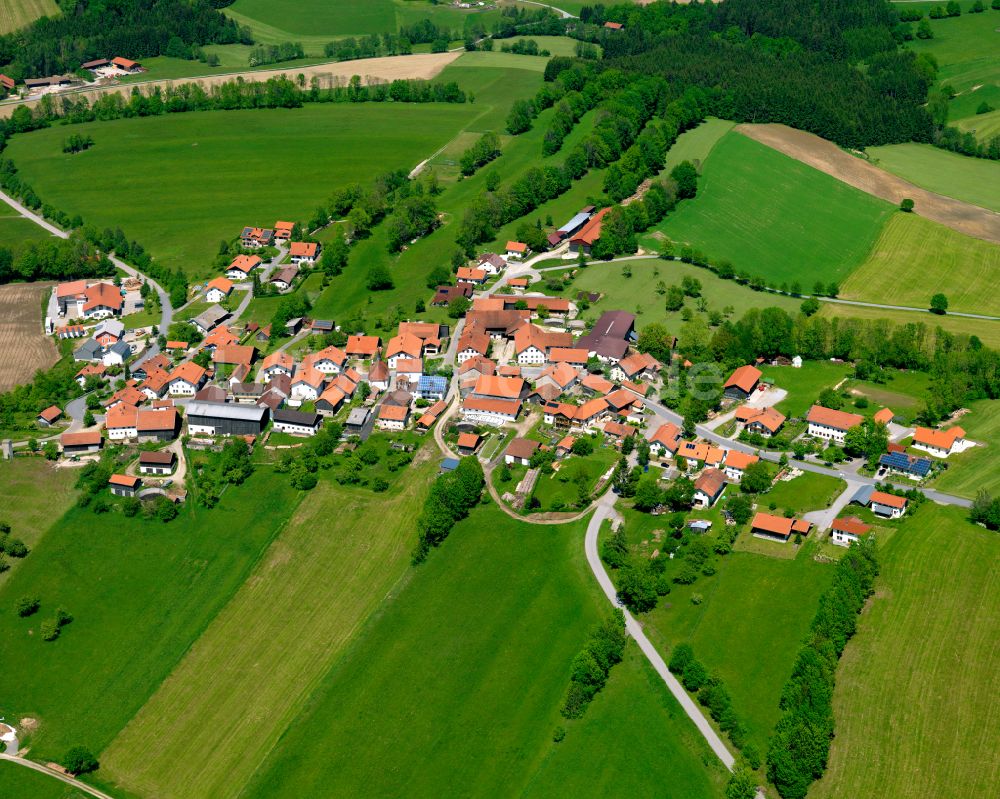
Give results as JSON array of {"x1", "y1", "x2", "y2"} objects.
[
  {"x1": 703, "y1": 387, "x2": 788, "y2": 433},
  {"x1": 803, "y1": 478, "x2": 864, "y2": 531}
]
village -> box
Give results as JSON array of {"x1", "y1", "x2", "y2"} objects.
[{"x1": 3, "y1": 203, "x2": 976, "y2": 553}]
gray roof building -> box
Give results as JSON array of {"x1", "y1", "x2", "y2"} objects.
[
  {"x1": 73, "y1": 338, "x2": 102, "y2": 361},
  {"x1": 191, "y1": 304, "x2": 231, "y2": 334}
]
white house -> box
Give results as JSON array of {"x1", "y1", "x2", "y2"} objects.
[
  {"x1": 289, "y1": 241, "x2": 320, "y2": 265},
  {"x1": 167, "y1": 362, "x2": 206, "y2": 396},
  {"x1": 101, "y1": 340, "x2": 132, "y2": 367},
  {"x1": 504, "y1": 437, "x2": 539, "y2": 465},
  {"x1": 303, "y1": 346, "x2": 346, "y2": 375},
  {"x1": 272, "y1": 409, "x2": 321, "y2": 437},
  {"x1": 462, "y1": 397, "x2": 521, "y2": 427},
  {"x1": 206, "y1": 277, "x2": 234, "y2": 304},
  {"x1": 377, "y1": 404, "x2": 410, "y2": 431},
  {"x1": 723, "y1": 450, "x2": 758, "y2": 483},
  {"x1": 505, "y1": 240, "x2": 527, "y2": 260},
  {"x1": 260, "y1": 352, "x2": 295, "y2": 381},
  {"x1": 693, "y1": 469, "x2": 726, "y2": 508},
  {"x1": 806, "y1": 405, "x2": 863, "y2": 444},
  {"x1": 911, "y1": 426, "x2": 967, "y2": 458},
  {"x1": 870, "y1": 490, "x2": 907, "y2": 519},
  {"x1": 291, "y1": 367, "x2": 326, "y2": 401},
  {"x1": 830, "y1": 516, "x2": 871, "y2": 547}
]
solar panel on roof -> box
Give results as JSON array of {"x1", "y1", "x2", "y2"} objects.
[{"x1": 879, "y1": 452, "x2": 931, "y2": 477}]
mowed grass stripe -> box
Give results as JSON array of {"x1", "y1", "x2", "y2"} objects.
[
  {"x1": 817, "y1": 301, "x2": 1000, "y2": 349},
  {"x1": 0, "y1": 0, "x2": 58, "y2": 35},
  {"x1": 840, "y1": 212, "x2": 1000, "y2": 317},
  {"x1": 653, "y1": 131, "x2": 893, "y2": 288},
  {"x1": 929, "y1": 398, "x2": 1000, "y2": 499},
  {"x1": 101, "y1": 459, "x2": 437, "y2": 799},
  {"x1": 3, "y1": 104, "x2": 479, "y2": 279},
  {"x1": 240, "y1": 508, "x2": 612, "y2": 798},
  {"x1": 811, "y1": 505, "x2": 1000, "y2": 799}
]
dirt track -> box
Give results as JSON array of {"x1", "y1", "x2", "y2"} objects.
[
  {"x1": 0, "y1": 52, "x2": 462, "y2": 120},
  {"x1": 736, "y1": 123, "x2": 1000, "y2": 246},
  {"x1": 0, "y1": 282, "x2": 57, "y2": 392}
]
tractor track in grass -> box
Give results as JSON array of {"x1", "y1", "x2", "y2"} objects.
[{"x1": 736, "y1": 123, "x2": 1000, "y2": 246}]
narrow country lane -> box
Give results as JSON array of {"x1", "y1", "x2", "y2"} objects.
[{"x1": 0, "y1": 754, "x2": 116, "y2": 799}]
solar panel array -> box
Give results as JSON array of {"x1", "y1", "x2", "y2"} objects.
[{"x1": 879, "y1": 451, "x2": 931, "y2": 477}]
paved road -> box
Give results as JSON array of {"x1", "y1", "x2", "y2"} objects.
[
  {"x1": 584, "y1": 491, "x2": 737, "y2": 770},
  {"x1": 0, "y1": 754, "x2": 115, "y2": 799}
]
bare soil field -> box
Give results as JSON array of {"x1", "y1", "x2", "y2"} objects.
[
  {"x1": 0, "y1": 282, "x2": 57, "y2": 391},
  {"x1": 0, "y1": 52, "x2": 462, "y2": 120},
  {"x1": 736, "y1": 123, "x2": 1000, "y2": 246}
]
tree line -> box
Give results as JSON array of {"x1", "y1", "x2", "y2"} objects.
[
  {"x1": 766, "y1": 535, "x2": 879, "y2": 798},
  {"x1": 560, "y1": 611, "x2": 627, "y2": 720},
  {"x1": 0, "y1": 0, "x2": 249, "y2": 80},
  {"x1": 412, "y1": 456, "x2": 485, "y2": 563},
  {"x1": 0, "y1": 234, "x2": 113, "y2": 285}
]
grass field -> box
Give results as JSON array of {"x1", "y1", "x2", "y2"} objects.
[
  {"x1": 558, "y1": 257, "x2": 801, "y2": 334},
  {"x1": 4, "y1": 104, "x2": 478, "y2": 279},
  {"x1": 839, "y1": 212, "x2": 1000, "y2": 316},
  {"x1": 762, "y1": 471, "x2": 844, "y2": 515},
  {"x1": 101, "y1": 457, "x2": 437, "y2": 799},
  {"x1": 843, "y1": 370, "x2": 932, "y2": 425},
  {"x1": 0, "y1": 0, "x2": 58, "y2": 35},
  {"x1": 662, "y1": 117, "x2": 735, "y2": 173},
  {"x1": 0, "y1": 281, "x2": 59, "y2": 392},
  {"x1": 811, "y1": 504, "x2": 1000, "y2": 799},
  {"x1": 531, "y1": 446, "x2": 617, "y2": 512},
  {"x1": 0, "y1": 469, "x2": 300, "y2": 762},
  {"x1": 929, "y1": 398, "x2": 1000, "y2": 499},
  {"x1": 760, "y1": 361, "x2": 852, "y2": 418},
  {"x1": 648, "y1": 132, "x2": 893, "y2": 288},
  {"x1": 240, "y1": 503, "x2": 719, "y2": 798},
  {"x1": 0, "y1": 459, "x2": 77, "y2": 588},
  {"x1": 522, "y1": 647, "x2": 727, "y2": 798},
  {"x1": 866, "y1": 143, "x2": 1000, "y2": 213},
  {"x1": 0, "y1": 761, "x2": 83, "y2": 798},
  {"x1": 0, "y1": 212, "x2": 53, "y2": 255},
  {"x1": 817, "y1": 301, "x2": 1000, "y2": 349}
]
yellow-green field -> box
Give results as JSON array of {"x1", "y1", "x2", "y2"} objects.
[
  {"x1": 929, "y1": 398, "x2": 1000, "y2": 499},
  {"x1": 101, "y1": 457, "x2": 437, "y2": 799},
  {"x1": 818, "y1": 302, "x2": 1000, "y2": 349},
  {"x1": 840, "y1": 212, "x2": 1000, "y2": 316},
  {"x1": 811, "y1": 504, "x2": 1000, "y2": 799},
  {"x1": 0, "y1": 0, "x2": 58, "y2": 35}
]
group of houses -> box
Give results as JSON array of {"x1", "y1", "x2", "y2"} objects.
[{"x1": 1, "y1": 57, "x2": 144, "y2": 99}]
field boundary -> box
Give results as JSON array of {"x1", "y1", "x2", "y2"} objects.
[{"x1": 736, "y1": 123, "x2": 1000, "y2": 246}]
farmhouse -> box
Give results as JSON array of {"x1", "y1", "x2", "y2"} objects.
[
  {"x1": 289, "y1": 241, "x2": 320, "y2": 264},
  {"x1": 879, "y1": 451, "x2": 932, "y2": 479},
  {"x1": 191, "y1": 305, "x2": 231, "y2": 334},
  {"x1": 723, "y1": 450, "x2": 759, "y2": 482},
  {"x1": 723, "y1": 365, "x2": 762, "y2": 400},
  {"x1": 229, "y1": 382, "x2": 265, "y2": 404},
  {"x1": 417, "y1": 375, "x2": 448, "y2": 401},
  {"x1": 912, "y1": 426, "x2": 967, "y2": 458},
  {"x1": 568, "y1": 207, "x2": 609, "y2": 255},
  {"x1": 693, "y1": 468, "x2": 727, "y2": 508},
  {"x1": 461, "y1": 396, "x2": 521, "y2": 427},
  {"x1": 750, "y1": 512, "x2": 812, "y2": 542},
  {"x1": 386, "y1": 332, "x2": 424, "y2": 369},
  {"x1": 168, "y1": 361, "x2": 207, "y2": 396},
  {"x1": 260, "y1": 351, "x2": 295, "y2": 381},
  {"x1": 291, "y1": 367, "x2": 327, "y2": 401},
  {"x1": 456, "y1": 267, "x2": 487, "y2": 284},
  {"x1": 477, "y1": 253, "x2": 507, "y2": 274},
  {"x1": 270, "y1": 266, "x2": 299, "y2": 292},
  {"x1": 112, "y1": 56, "x2": 143, "y2": 72},
  {"x1": 187, "y1": 401, "x2": 269, "y2": 436},
  {"x1": 37, "y1": 405, "x2": 62, "y2": 426},
  {"x1": 548, "y1": 348, "x2": 589, "y2": 369},
  {"x1": 535, "y1": 362, "x2": 580, "y2": 395},
  {"x1": 105, "y1": 406, "x2": 179, "y2": 442},
  {"x1": 514, "y1": 324, "x2": 574, "y2": 365},
  {"x1": 274, "y1": 220, "x2": 294, "y2": 241},
  {"x1": 543, "y1": 397, "x2": 609, "y2": 431},
  {"x1": 226, "y1": 255, "x2": 262, "y2": 280},
  {"x1": 456, "y1": 326, "x2": 491, "y2": 364},
  {"x1": 473, "y1": 375, "x2": 526, "y2": 402},
  {"x1": 432, "y1": 284, "x2": 474, "y2": 306},
  {"x1": 678, "y1": 441, "x2": 725, "y2": 471},
  {"x1": 367, "y1": 359, "x2": 390, "y2": 391},
  {"x1": 346, "y1": 334, "x2": 381, "y2": 359},
  {"x1": 74, "y1": 363, "x2": 107, "y2": 387},
  {"x1": 830, "y1": 516, "x2": 872, "y2": 547},
  {"x1": 206, "y1": 277, "x2": 234, "y2": 303},
  {"x1": 649, "y1": 422, "x2": 682, "y2": 458},
  {"x1": 806, "y1": 405, "x2": 864, "y2": 444},
  {"x1": 870, "y1": 491, "x2": 908, "y2": 519},
  {"x1": 505, "y1": 437, "x2": 539, "y2": 465},
  {"x1": 273, "y1": 409, "x2": 322, "y2": 436},
  {"x1": 139, "y1": 450, "x2": 176, "y2": 475},
  {"x1": 377, "y1": 404, "x2": 411, "y2": 431},
  {"x1": 611, "y1": 352, "x2": 661, "y2": 383},
  {"x1": 60, "y1": 430, "x2": 102, "y2": 456},
  {"x1": 109, "y1": 474, "x2": 141, "y2": 497},
  {"x1": 94, "y1": 320, "x2": 125, "y2": 345},
  {"x1": 202, "y1": 325, "x2": 239, "y2": 352},
  {"x1": 505, "y1": 241, "x2": 527, "y2": 260},
  {"x1": 736, "y1": 406, "x2": 786, "y2": 437},
  {"x1": 576, "y1": 310, "x2": 634, "y2": 362},
  {"x1": 396, "y1": 358, "x2": 424, "y2": 386},
  {"x1": 303, "y1": 345, "x2": 347, "y2": 375},
  {"x1": 873, "y1": 407, "x2": 894, "y2": 425},
  {"x1": 240, "y1": 227, "x2": 274, "y2": 248}
]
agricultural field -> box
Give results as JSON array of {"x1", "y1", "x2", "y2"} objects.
[
  {"x1": 759, "y1": 361, "x2": 853, "y2": 419},
  {"x1": 0, "y1": 761, "x2": 83, "y2": 798},
  {"x1": 648, "y1": 131, "x2": 893, "y2": 288},
  {"x1": 0, "y1": 281, "x2": 58, "y2": 392},
  {"x1": 552, "y1": 257, "x2": 801, "y2": 334},
  {"x1": 0, "y1": 212, "x2": 53, "y2": 255},
  {"x1": 866, "y1": 143, "x2": 1000, "y2": 213},
  {"x1": 522, "y1": 648, "x2": 727, "y2": 799},
  {"x1": 839, "y1": 212, "x2": 1000, "y2": 316},
  {"x1": 817, "y1": 301, "x2": 1000, "y2": 349},
  {"x1": 0, "y1": 0, "x2": 58, "y2": 35},
  {"x1": 0, "y1": 470, "x2": 300, "y2": 762},
  {"x1": 101, "y1": 456, "x2": 437, "y2": 799},
  {"x1": 929, "y1": 398, "x2": 1000, "y2": 499},
  {"x1": 843, "y1": 370, "x2": 932, "y2": 426},
  {"x1": 0, "y1": 459, "x2": 77, "y2": 587},
  {"x1": 3, "y1": 103, "x2": 479, "y2": 280},
  {"x1": 811, "y1": 504, "x2": 1000, "y2": 799},
  {"x1": 661, "y1": 117, "x2": 735, "y2": 173},
  {"x1": 240, "y1": 504, "x2": 720, "y2": 798}
]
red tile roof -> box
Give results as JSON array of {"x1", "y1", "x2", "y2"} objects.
[
  {"x1": 807, "y1": 405, "x2": 864, "y2": 431},
  {"x1": 913, "y1": 426, "x2": 965, "y2": 451},
  {"x1": 725, "y1": 365, "x2": 762, "y2": 393},
  {"x1": 832, "y1": 516, "x2": 872, "y2": 536},
  {"x1": 871, "y1": 491, "x2": 907, "y2": 509},
  {"x1": 61, "y1": 430, "x2": 101, "y2": 446},
  {"x1": 38, "y1": 405, "x2": 62, "y2": 423},
  {"x1": 109, "y1": 473, "x2": 140, "y2": 488},
  {"x1": 751, "y1": 512, "x2": 795, "y2": 538},
  {"x1": 505, "y1": 437, "x2": 539, "y2": 459}
]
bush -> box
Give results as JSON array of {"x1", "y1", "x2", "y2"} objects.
[
  {"x1": 16, "y1": 595, "x2": 40, "y2": 617},
  {"x1": 41, "y1": 620, "x2": 60, "y2": 641}
]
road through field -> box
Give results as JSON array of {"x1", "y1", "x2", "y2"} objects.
[
  {"x1": 736, "y1": 123, "x2": 1000, "y2": 246},
  {"x1": 0, "y1": 52, "x2": 462, "y2": 120},
  {"x1": 0, "y1": 754, "x2": 114, "y2": 799}
]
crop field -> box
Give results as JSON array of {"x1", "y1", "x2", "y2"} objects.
[
  {"x1": 651, "y1": 132, "x2": 893, "y2": 288},
  {"x1": 0, "y1": 470, "x2": 300, "y2": 762},
  {"x1": 0, "y1": 212, "x2": 52, "y2": 255},
  {"x1": 0, "y1": 459, "x2": 77, "y2": 588},
  {"x1": 811, "y1": 504, "x2": 1000, "y2": 799},
  {"x1": 0, "y1": 0, "x2": 58, "y2": 35},
  {"x1": 557, "y1": 257, "x2": 801, "y2": 334},
  {"x1": 240, "y1": 505, "x2": 716, "y2": 798},
  {"x1": 759, "y1": 361, "x2": 853, "y2": 419},
  {"x1": 866, "y1": 143, "x2": 1000, "y2": 213},
  {"x1": 817, "y1": 300, "x2": 1000, "y2": 349},
  {"x1": 3, "y1": 104, "x2": 478, "y2": 279},
  {"x1": 840, "y1": 212, "x2": 1000, "y2": 316},
  {"x1": 523, "y1": 648, "x2": 727, "y2": 799},
  {"x1": 929, "y1": 398, "x2": 1000, "y2": 499},
  {"x1": 102, "y1": 458, "x2": 437, "y2": 799},
  {"x1": 661, "y1": 117, "x2": 734, "y2": 173},
  {"x1": 0, "y1": 282, "x2": 58, "y2": 392}
]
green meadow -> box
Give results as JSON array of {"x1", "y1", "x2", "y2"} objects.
[
  {"x1": 840, "y1": 212, "x2": 1000, "y2": 316},
  {"x1": 817, "y1": 300, "x2": 1000, "y2": 349},
  {"x1": 4, "y1": 104, "x2": 478, "y2": 280},
  {"x1": 0, "y1": 469, "x2": 300, "y2": 762},
  {"x1": 929, "y1": 398, "x2": 1000, "y2": 499},
  {"x1": 0, "y1": 211, "x2": 53, "y2": 255},
  {"x1": 0, "y1": 761, "x2": 82, "y2": 798},
  {"x1": 649, "y1": 131, "x2": 893, "y2": 288},
  {"x1": 812, "y1": 504, "x2": 1000, "y2": 799},
  {"x1": 760, "y1": 361, "x2": 853, "y2": 418},
  {"x1": 866, "y1": 143, "x2": 1000, "y2": 212}
]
